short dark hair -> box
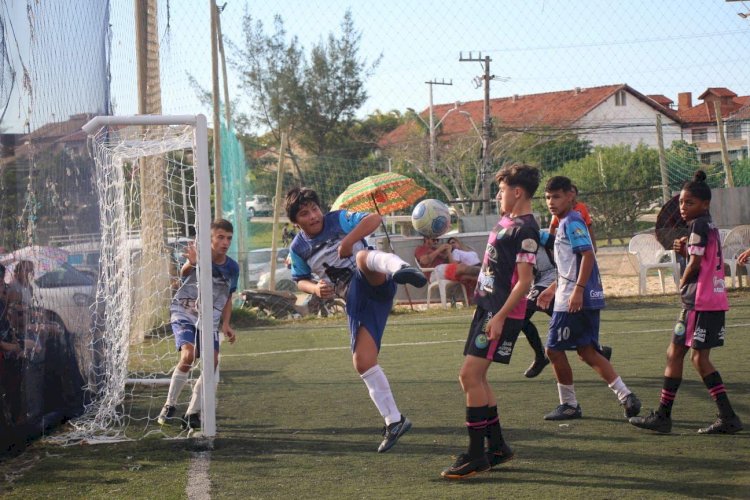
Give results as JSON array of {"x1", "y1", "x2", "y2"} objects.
[
  {"x1": 495, "y1": 163, "x2": 540, "y2": 197},
  {"x1": 681, "y1": 169, "x2": 711, "y2": 201},
  {"x1": 545, "y1": 175, "x2": 574, "y2": 193},
  {"x1": 211, "y1": 218, "x2": 234, "y2": 233},
  {"x1": 285, "y1": 187, "x2": 321, "y2": 222}
]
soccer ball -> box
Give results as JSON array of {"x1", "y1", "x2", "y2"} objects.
[{"x1": 411, "y1": 199, "x2": 451, "y2": 238}]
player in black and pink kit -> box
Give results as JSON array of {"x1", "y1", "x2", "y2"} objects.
[
  {"x1": 630, "y1": 170, "x2": 742, "y2": 434},
  {"x1": 441, "y1": 164, "x2": 540, "y2": 480}
]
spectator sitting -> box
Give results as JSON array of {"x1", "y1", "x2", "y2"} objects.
[
  {"x1": 447, "y1": 237, "x2": 481, "y2": 266},
  {"x1": 415, "y1": 236, "x2": 479, "y2": 285}
]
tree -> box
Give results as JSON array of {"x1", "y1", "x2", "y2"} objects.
[
  {"x1": 557, "y1": 144, "x2": 661, "y2": 243},
  {"x1": 229, "y1": 9, "x2": 381, "y2": 180}
]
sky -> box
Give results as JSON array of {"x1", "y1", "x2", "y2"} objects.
[{"x1": 3, "y1": 0, "x2": 750, "y2": 134}]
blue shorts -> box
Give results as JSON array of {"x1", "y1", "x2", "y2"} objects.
[
  {"x1": 172, "y1": 320, "x2": 220, "y2": 357},
  {"x1": 547, "y1": 310, "x2": 601, "y2": 351},
  {"x1": 346, "y1": 269, "x2": 396, "y2": 352}
]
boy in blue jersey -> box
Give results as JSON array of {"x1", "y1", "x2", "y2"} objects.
[
  {"x1": 536, "y1": 177, "x2": 641, "y2": 422},
  {"x1": 157, "y1": 219, "x2": 239, "y2": 430},
  {"x1": 284, "y1": 187, "x2": 427, "y2": 453},
  {"x1": 441, "y1": 164, "x2": 540, "y2": 479}
]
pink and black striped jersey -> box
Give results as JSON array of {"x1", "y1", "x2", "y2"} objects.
[{"x1": 682, "y1": 214, "x2": 728, "y2": 311}]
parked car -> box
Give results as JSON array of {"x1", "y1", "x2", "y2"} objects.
[
  {"x1": 246, "y1": 195, "x2": 274, "y2": 218},
  {"x1": 1, "y1": 254, "x2": 96, "y2": 336},
  {"x1": 257, "y1": 266, "x2": 297, "y2": 292},
  {"x1": 246, "y1": 247, "x2": 290, "y2": 288}
]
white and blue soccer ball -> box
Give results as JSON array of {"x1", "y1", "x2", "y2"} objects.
[{"x1": 411, "y1": 199, "x2": 451, "y2": 238}]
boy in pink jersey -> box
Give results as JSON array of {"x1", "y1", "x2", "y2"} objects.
[
  {"x1": 630, "y1": 170, "x2": 742, "y2": 434},
  {"x1": 440, "y1": 164, "x2": 540, "y2": 479}
]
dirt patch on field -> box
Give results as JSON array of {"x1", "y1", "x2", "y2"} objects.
[{"x1": 597, "y1": 247, "x2": 679, "y2": 297}]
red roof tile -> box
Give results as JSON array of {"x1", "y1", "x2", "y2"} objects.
[
  {"x1": 380, "y1": 84, "x2": 677, "y2": 148},
  {"x1": 698, "y1": 88, "x2": 737, "y2": 99}
]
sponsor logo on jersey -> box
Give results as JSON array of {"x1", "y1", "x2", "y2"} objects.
[
  {"x1": 693, "y1": 325, "x2": 707, "y2": 343},
  {"x1": 475, "y1": 333, "x2": 489, "y2": 349},
  {"x1": 713, "y1": 276, "x2": 725, "y2": 294},
  {"x1": 589, "y1": 289, "x2": 604, "y2": 299},
  {"x1": 521, "y1": 238, "x2": 538, "y2": 253}
]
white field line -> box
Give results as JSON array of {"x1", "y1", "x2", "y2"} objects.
[
  {"x1": 222, "y1": 322, "x2": 750, "y2": 359},
  {"x1": 187, "y1": 450, "x2": 212, "y2": 500}
]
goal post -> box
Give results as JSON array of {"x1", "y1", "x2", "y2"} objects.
[{"x1": 71, "y1": 114, "x2": 218, "y2": 441}]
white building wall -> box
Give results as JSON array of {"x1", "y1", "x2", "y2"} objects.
[{"x1": 575, "y1": 92, "x2": 682, "y2": 149}]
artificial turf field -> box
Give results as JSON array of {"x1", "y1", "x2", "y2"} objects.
[{"x1": 2, "y1": 292, "x2": 749, "y2": 499}]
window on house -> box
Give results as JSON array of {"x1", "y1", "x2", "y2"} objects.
[
  {"x1": 615, "y1": 90, "x2": 627, "y2": 107},
  {"x1": 692, "y1": 128, "x2": 708, "y2": 142},
  {"x1": 726, "y1": 123, "x2": 742, "y2": 140}
]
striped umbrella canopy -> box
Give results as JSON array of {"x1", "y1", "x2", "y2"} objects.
[{"x1": 331, "y1": 172, "x2": 426, "y2": 215}]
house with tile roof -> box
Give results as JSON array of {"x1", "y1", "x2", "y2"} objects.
[
  {"x1": 379, "y1": 84, "x2": 683, "y2": 155},
  {"x1": 676, "y1": 88, "x2": 750, "y2": 165}
]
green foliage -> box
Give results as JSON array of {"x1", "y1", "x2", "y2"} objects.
[
  {"x1": 505, "y1": 131, "x2": 592, "y2": 173},
  {"x1": 556, "y1": 144, "x2": 662, "y2": 239},
  {"x1": 731, "y1": 157, "x2": 750, "y2": 186},
  {"x1": 665, "y1": 139, "x2": 700, "y2": 190},
  {"x1": 231, "y1": 9, "x2": 381, "y2": 158}
]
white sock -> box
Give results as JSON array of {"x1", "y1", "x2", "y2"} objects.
[
  {"x1": 365, "y1": 250, "x2": 407, "y2": 276},
  {"x1": 608, "y1": 376, "x2": 632, "y2": 403},
  {"x1": 361, "y1": 364, "x2": 401, "y2": 425},
  {"x1": 186, "y1": 374, "x2": 203, "y2": 415},
  {"x1": 557, "y1": 383, "x2": 578, "y2": 407},
  {"x1": 165, "y1": 368, "x2": 189, "y2": 406}
]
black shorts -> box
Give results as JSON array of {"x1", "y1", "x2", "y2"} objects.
[
  {"x1": 673, "y1": 309, "x2": 725, "y2": 350},
  {"x1": 464, "y1": 306, "x2": 525, "y2": 364},
  {"x1": 525, "y1": 284, "x2": 553, "y2": 319}
]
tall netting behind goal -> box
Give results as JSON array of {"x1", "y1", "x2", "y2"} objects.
[{"x1": 54, "y1": 115, "x2": 217, "y2": 444}]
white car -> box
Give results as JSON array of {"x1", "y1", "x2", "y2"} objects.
[
  {"x1": 1, "y1": 257, "x2": 96, "y2": 336},
  {"x1": 246, "y1": 247, "x2": 290, "y2": 288},
  {"x1": 246, "y1": 195, "x2": 274, "y2": 218}
]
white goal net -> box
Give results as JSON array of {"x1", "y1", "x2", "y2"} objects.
[{"x1": 54, "y1": 115, "x2": 217, "y2": 444}]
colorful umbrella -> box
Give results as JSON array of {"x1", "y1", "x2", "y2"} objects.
[{"x1": 331, "y1": 172, "x2": 426, "y2": 215}]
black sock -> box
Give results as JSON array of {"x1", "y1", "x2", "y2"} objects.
[
  {"x1": 466, "y1": 406, "x2": 488, "y2": 458},
  {"x1": 702, "y1": 371, "x2": 735, "y2": 418},
  {"x1": 657, "y1": 377, "x2": 681, "y2": 418},
  {"x1": 485, "y1": 405, "x2": 504, "y2": 452},
  {"x1": 522, "y1": 320, "x2": 545, "y2": 360}
]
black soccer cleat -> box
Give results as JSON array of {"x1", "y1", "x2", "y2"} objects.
[
  {"x1": 157, "y1": 405, "x2": 177, "y2": 425},
  {"x1": 621, "y1": 393, "x2": 642, "y2": 419},
  {"x1": 441, "y1": 453, "x2": 491, "y2": 479},
  {"x1": 524, "y1": 357, "x2": 550, "y2": 378},
  {"x1": 629, "y1": 410, "x2": 672, "y2": 433},
  {"x1": 600, "y1": 345, "x2": 613, "y2": 361},
  {"x1": 392, "y1": 265, "x2": 427, "y2": 288},
  {"x1": 486, "y1": 441, "x2": 515, "y2": 467},
  {"x1": 544, "y1": 403, "x2": 582, "y2": 421},
  {"x1": 378, "y1": 415, "x2": 412, "y2": 452},
  {"x1": 697, "y1": 414, "x2": 743, "y2": 435},
  {"x1": 181, "y1": 413, "x2": 201, "y2": 431}
]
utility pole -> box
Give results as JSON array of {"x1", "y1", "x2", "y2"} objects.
[
  {"x1": 460, "y1": 52, "x2": 495, "y2": 214},
  {"x1": 210, "y1": 0, "x2": 222, "y2": 218},
  {"x1": 426, "y1": 79, "x2": 453, "y2": 172}
]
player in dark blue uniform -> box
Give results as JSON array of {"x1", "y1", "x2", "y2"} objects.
[{"x1": 285, "y1": 187, "x2": 427, "y2": 452}]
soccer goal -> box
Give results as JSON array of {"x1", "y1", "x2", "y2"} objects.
[{"x1": 58, "y1": 115, "x2": 218, "y2": 443}]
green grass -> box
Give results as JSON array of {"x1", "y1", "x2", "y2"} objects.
[{"x1": 2, "y1": 292, "x2": 750, "y2": 498}]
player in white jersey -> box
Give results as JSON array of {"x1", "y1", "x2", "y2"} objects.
[
  {"x1": 158, "y1": 219, "x2": 239, "y2": 430},
  {"x1": 285, "y1": 187, "x2": 427, "y2": 452},
  {"x1": 630, "y1": 171, "x2": 742, "y2": 434}
]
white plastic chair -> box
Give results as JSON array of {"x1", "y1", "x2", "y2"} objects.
[
  {"x1": 722, "y1": 225, "x2": 750, "y2": 288},
  {"x1": 415, "y1": 260, "x2": 469, "y2": 309},
  {"x1": 627, "y1": 233, "x2": 680, "y2": 295}
]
